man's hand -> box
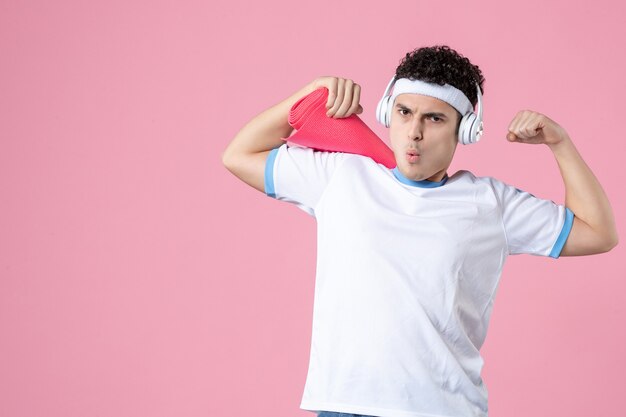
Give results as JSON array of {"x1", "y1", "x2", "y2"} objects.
[
  {"x1": 312, "y1": 76, "x2": 364, "y2": 119},
  {"x1": 506, "y1": 110, "x2": 569, "y2": 147}
]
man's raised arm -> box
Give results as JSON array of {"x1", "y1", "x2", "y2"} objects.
[
  {"x1": 221, "y1": 76, "x2": 363, "y2": 194},
  {"x1": 221, "y1": 81, "x2": 317, "y2": 193},
  {"x1": 506, "y1": 110, "x2": 618, "y2": 256}
]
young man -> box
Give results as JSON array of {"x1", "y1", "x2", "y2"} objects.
[{"x1": 221, "y1": 45, "x2": 618, "y2": 417}]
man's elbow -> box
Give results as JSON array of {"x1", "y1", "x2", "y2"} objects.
[
  {"x1": 604, "y1": 231, "x2": 619, "y2": 252},
  {"x1": 222, "y1": 147, "x2": 237, "y2": 170},
  {"x1": 598, "y1": 230, "x2": 619, "y2": 253}
]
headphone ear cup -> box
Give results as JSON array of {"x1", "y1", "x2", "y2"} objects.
[
  {"x1": 377, "y1": 95, "x2": 392, "y2": 128},
  {"x1": 460, "y1": 112, "x2": 484, "y2": 145},
  {"x1": 473, "y1": 119, "x2": 484, "y2": 143},
  {"x1": 376, "y1": 96, "x2": 386, "y2": 126},
  {"x1": 458, "y1": 82, "x2": 484, "y2": 145},
  {"x1": 384, "y1": 96, "x2": 393, "y2": 128},
  {"x1": 458, "y1": 113, "x2": 472, "y2": 145},
  {"x1": 377, "y1": 76, "x2": 397, "y2": 128}
]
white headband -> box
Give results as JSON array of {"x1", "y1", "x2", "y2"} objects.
[{"x1": 390, "y1": 78, "x2": 473, "y2": 115}]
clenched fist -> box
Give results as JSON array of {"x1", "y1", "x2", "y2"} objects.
[{"x1": 506, "y1": 110, "x2": 569, "y2": 147}]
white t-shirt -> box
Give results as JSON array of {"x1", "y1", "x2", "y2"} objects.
[{"x1": 264, "y1": 143, "x2": 574, "y2": 417}]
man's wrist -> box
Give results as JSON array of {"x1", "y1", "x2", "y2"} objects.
[{"x1": 547, "y1": 133, "x2": 573, "y2": 155}]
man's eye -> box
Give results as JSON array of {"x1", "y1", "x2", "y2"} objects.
[
  {"x1": 399, "y1": 109, "x2": 410, "y2": 116},
  {"x1": 430, "y1": 116, "x2": 442, "y2": 122}
]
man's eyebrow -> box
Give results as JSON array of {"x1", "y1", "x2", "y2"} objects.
[{"x1": 395, "y1": 103, "x2": 448, "y2": 118}]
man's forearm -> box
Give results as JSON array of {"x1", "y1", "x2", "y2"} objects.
[
  {"x1": 548, "y1": 135, "x2": 618, "y2": 244},
  {"x1": 222, "y1": 81, "x2": 316, "y2": 161}
]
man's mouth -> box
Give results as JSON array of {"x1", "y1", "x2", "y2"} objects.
[{"x1": 406, "y1": 149, "x2": 420, "y2": 163}]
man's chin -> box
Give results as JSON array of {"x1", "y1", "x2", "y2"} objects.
[{"x1": 397, "y1": 165, "x2": 427, "y2": 181}]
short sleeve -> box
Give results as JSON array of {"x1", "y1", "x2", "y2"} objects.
[
  {"x1": 264, "y1": 143, "x2": 347, "y2": 216},
  {"x1": 488, "y1": 177, "x2": 575, "y2": 258}
]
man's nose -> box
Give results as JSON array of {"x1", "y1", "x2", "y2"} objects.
[{"x1": 408, "y1": 118, "x2": 423, "y2": 141}]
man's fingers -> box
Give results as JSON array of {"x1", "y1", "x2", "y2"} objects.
[
  {"x1": 334, "y1": 79, "x2": 355, "y2": 117},
  {"x1": 335, "y1": 80, "x2": 362, "y2": 118},
  {"x1": 519, "y1": 112, "x2": 539, "y2": 138},
  {"x1": 507, "y1": 111, "x2": 542, "y2": 140},
  {"x1": 327, "y1": 79, "x2": 346, "y2": 116},
  {"x1": 508, "y1": 110, "x2": 533, "y2": 136},
  {"x1": 316, "y1": 76, "x2": 362, "y2": 118},
  {"x1": 349, "y1": 84, "x2": 362, "y2": 115},
  {"x1": 325, "y1": 78, "x2": 363, "y2": 118},
  {"x1": 324, "y1": 77, "x2": 338, "y2": 109},
  {"x1": 507, "y1": 110, "x2": 563, "y2": 145}
]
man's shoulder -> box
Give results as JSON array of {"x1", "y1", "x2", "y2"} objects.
[
  {"x1": 448, "y1": 171, "x2": 514, "y2": 201},
  {"x1": 451, "y1": 169, "x2": 507, "y2": 186},
  {"x1": 449, "y1": 169, "x2": 484, "y2": 184}
]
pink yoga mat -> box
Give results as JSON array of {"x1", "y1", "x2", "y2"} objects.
[{"x1": 282, "y1": 87, "x2": 396, "y2": 168}]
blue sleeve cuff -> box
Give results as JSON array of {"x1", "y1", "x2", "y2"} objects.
[
  {"x1": 549, "y1": 207, "x2": 574, "y2": 259},
  {"x1": 264, "y1": 146, "x2": 281, "y2": 198}
]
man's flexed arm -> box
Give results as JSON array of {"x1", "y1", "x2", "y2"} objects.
[{"x1": 506, "y1": 110, "x2": 618, "y2": 256}]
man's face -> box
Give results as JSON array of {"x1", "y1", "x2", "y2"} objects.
[{"x1": 389, "y1": 93, "x2": 460, "y2": 182}]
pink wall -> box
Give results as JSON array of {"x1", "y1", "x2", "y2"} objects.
[{"x1": 1, "y1": 0, "x2": 625, "y2": 416}]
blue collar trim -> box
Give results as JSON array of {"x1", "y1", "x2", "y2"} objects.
[{"x1": 392, "y1": 167, "x2": 448, "y2": 188}]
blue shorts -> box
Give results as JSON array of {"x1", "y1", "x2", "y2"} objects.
[{"x1": 317, "y1": 412, "x2": 377, "y2": 417}]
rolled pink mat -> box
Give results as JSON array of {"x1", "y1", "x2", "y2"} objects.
[{"x1": 282, "y1": 87, "x2": 396, "y2": 168}]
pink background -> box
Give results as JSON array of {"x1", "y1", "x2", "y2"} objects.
[{"x1": 1, "y1": 1, "x2": 625, "y2": 416}]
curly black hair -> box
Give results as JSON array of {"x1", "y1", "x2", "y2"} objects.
[{"x1": 395, "y1": 45, "x2": 485, "y2": 109}]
